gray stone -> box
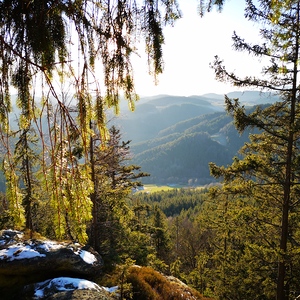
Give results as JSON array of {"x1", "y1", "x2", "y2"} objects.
[
  {"x1": 44, "y1": 289, "x2": 115, "y2": 300},
  {"x1": 0, "y1": 230, "x2": 104, "y2": 298},
  {"x1": 22, "y1": 277, "x2": 116, "y2": 300}
]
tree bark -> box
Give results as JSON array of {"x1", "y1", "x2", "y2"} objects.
[{"x1": 277, "y1": 4, "x2": 300, "y2": 299}]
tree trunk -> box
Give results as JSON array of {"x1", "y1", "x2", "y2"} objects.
[
  {"x1": 89, "y1": 122, "x2": 99, "y2": 251},
  {"x1": 277, "y1": 4, "x2": 299, "y2": 296}
]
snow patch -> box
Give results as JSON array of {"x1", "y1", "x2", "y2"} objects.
[
  {"x1": 0, "y1": 231, "x2": 97, "y2": 264},
  {"x1": 0, "y1": 244, "x2": 46, "y2": 261},
  {"x1": 104, "y1": 286, "x2": 118, "y2": 293},
  {"x1": 37, "y1": 241, "x2": 64, "y2": 252},
  {"x1": 75, "y1": 249, "x2": 97, "y2": 264},
  {"x1": 0, "y1": 230, "x2": 24, "y2": 246},
  {"x1": 33, "y1": 277, "x2": 104, "y2": 298}
]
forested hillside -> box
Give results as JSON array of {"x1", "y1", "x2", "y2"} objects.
[
  {"x1": 112, "y1": 92, "x2": 278, "y2": 185},
  {"x1": 0, "y1": 92, "x2": 277, "y2": 190},
  {"x1": 1, "y1": 1, "x2": 299, "y2": 299}
]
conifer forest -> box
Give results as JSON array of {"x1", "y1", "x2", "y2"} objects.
[{"x1": 1, "y1": 1, "x2": 300, "y2": 299}]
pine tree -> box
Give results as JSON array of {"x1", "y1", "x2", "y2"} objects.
[
  {"x1": 90, "y1": 125, "x2": 149, "y2": 262},
  {"x1": 151, "y1": 205, "x2": 171, "y2": 262},
  {"x1": 210, "y1": 1, "x2": 300, "y2": 298}
]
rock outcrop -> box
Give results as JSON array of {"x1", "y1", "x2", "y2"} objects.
[
  {"x1": 39, "y1": 289, "x2": 114, "y2": 300},
  {"x1": 0, "y1": 230, "x2": 105, "y2": 299},
  {"x1": 23, "y1": 277, "x2": 116, "y2": 300}
]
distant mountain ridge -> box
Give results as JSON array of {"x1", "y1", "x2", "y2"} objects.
[
  {"x1": 0, "y1": 91, "x2": 279, "y2": 190},
  {"x1": 112, "y1": 91, "x2": 279, "y2": 185}
]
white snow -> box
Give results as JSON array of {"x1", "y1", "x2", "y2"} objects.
[
  {"x1": 0, "y1": 243, "x2": 98, "y2": 263},
  {"x1": 0, "y1": 231, "x2": 117, "y2": 298},
  {"x1": 0, "y1": 231, "x2": 96, "y2": 264},
  {"x1": 75, "y1": 249, "x2": 97, "y2": 264},
  {"x1": 38, "y1": 241, "x2": 64, "y2": 252},
  {"x1": 33, "y1": 277, "x2": 104, "y2": 298},
  {"x1": 0, "y1": 230, "x2": 24, "y2": 246},
  {"x1": 33, "y1": 277, "x2": 118, "y2": 298},
  {"x1": 0, "y1": 244, "x2": 46, "y2": 261},
  {"x1": 104, "y1": 286, "x2": 119, "y2": 293},
  {"x1": 2, "y1": 229, "x2": 23, "y2": 237}
]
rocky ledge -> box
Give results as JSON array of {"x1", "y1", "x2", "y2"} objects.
[{"x1": 0, "y1": 230, "x2": 114, "y2": 299}]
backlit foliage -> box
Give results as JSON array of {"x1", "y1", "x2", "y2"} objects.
[{"x1": 0, "y1": 0, "x2": 180, "y2": 241}]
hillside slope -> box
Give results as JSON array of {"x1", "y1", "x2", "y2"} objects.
[
  {"x1": 112, "y1": 92, "x2": 276, "y2": 185},
  {"x1": 133, "y1": 132, "x2": 231, "y2": 184}
]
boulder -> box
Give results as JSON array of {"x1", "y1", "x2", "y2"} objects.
[
  {"x1": 22, "y1": 277, "x2": 116, "y2": 300},
  {"x1": 43, "y1": 289, "x2": 115, "y2": 300},
  {"x1": 0, "y1": 230, "x2": 104, "y2": 298}
]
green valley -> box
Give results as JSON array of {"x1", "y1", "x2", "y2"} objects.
[{"x1": 111, "y1": 91, "x2": 279, "y2": 185}]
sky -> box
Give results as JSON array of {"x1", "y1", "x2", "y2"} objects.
[{"x1": 133, "y1": 0, "x2": 263, "y2": 97}]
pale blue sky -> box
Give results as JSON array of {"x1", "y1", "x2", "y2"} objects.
[{"x1": 133, "y1": 0, "x2": 263, "y2": 97}]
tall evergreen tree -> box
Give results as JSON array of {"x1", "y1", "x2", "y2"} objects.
[
  {"x1": 151, "y1": 205, "x2": 170, "y2": 262},
  {"x1": 210, "y1": 1, "x2": 300, "y2": 299},
  {"x1": 90, "y1": 125, "x2": 149, "y2": 261},
  {"x1": 14, "y1": 126, "x2": 39, "y2": 234}
]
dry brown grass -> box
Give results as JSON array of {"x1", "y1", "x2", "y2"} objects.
[{"x1": 127, "y1": 266, "x2": 214, "y2": 300}]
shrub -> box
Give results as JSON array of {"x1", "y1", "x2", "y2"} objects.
[{"x1": 127, "y1": 266, "x2": 212, "y2": 300}]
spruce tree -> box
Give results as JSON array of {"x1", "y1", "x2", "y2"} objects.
[
  {"x1": 151, "y1": 205, "x2": 171, "y2": 262},
  {"x1": 90, "y1": 125, "x2": 149, "y2": 262},
  {"x1": 14, "y1": 126, "x2": 39, "y2": 234},
  {"x1": 210, "y1": 1, "x2": 300, "y2": 299}
]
